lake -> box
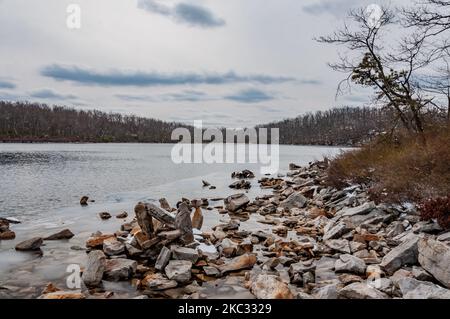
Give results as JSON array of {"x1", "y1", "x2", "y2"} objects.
[{"x1": 0, "y1": 143, "x2": 347, "y2": 298}]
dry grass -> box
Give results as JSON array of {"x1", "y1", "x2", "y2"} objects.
[{"x1": 327, "y1": 127, "x2": 450, "y2": 203}]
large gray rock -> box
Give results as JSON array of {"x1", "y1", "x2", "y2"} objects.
[
  {"x1": 165, "y1": 260, "x2": 192, "y2": 283},
  {"x1": 289, "y1": 260, "x2": 316, "y2": 276},
  {"x1": 398, "y1": 277, "x2": 450, "y2": 299},
  {"x1": 104, "y1": 258, "x2": 137, "y2": 281},
  {"x1": 171, "y1": 246, "x2": 199, "y2": 263},
  {"x1": 418, "y1": 237, "x2": 450, "y2": 288},
  {"x1": 224, "y1": 194, "x2": 250, "y2": 212},
  {"x1": 315, "y1": 256, "x2": 339, "y2": 284},
  {"x1": 155, "y1": 246, "x2": 171, "y2": 271},
  {"x1": 335, "y1": 254, "x2": 366, "y2": 275},
  {"x1": 312, "y1": 283, "x2": 340, "y2": 299},
  {"x1": 279, "y1": 192, "x2": 308, "y2": 209},
  {"x1": 380, "y1": 235, "x2": 420, "y2": 275},
  {"x1": 103, "y1": 238, "x2": 125, "y2": 256},
  {"x1": 339, "y1": 282, "x2": 389, "y2": 299},
  {"x1": 146, "y1": 274, "x2": 178, "y2": 291},
  {"x1": 338, "y1": 202, "x2": 376, "y2": 217},
  {"x1": 323, "y1": 222, "x2": 352, "y2": 241},
  {"x1": 175, "y1": 202, "x2": 194, "y2": 244},
  {"x1": 325, "y1": 239, "x2": 351, "y2": 254},
  {"x1": 82, "y1": 250, "x2": 106, "y2": 287},
  {"x1": 44, "y1": 229, "x2": 74, "y2": 240}
]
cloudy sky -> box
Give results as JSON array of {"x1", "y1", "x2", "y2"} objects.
[{"x1": 0, "y1": 0, "x2": 400, "y2": 127}]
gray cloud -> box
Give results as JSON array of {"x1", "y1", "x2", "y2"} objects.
[
  {"x1": 116, "y1": 90, "x2": 212, "y2": 102},
  {"x1": 29, "y1": 89, "x2": 77, "y2": 100},
  {"x1": 0, "y1": 92, "x2": 21, "y2": 100},
  {"x1": 302, "y1": 0, "x2": 367, "y2": 17},
  {"x1": 138, "y1": 0, "x2": 225, "y2": 28},
  {"x1": 41, "y1": 64, "x2": 296, "y2": 87},
  {"x1": 225, "y1": 88, "x2": 274, "y2": 103},
  {"x1": 0, "y1": 80, "x2": 16, "y2": 89}
]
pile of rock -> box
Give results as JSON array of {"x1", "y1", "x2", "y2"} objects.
[{"x1": 0, "y1": 218, "x2": 16, "y2": 240}]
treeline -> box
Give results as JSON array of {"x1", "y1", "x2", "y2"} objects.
[
  {"x1": 0, "y1": 101, "x2": 191, "y2": 143},
  {"x1": 258, "y1": 107, "x2": 396, "y2": 146}
]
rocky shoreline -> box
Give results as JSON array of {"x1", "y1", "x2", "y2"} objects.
[{"x1": 2, "y1": 160, "x2": 450, "y2": 299}]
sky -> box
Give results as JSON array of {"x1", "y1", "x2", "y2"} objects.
[{"x1": 0, "y1": 0, "x2": 403, "y2": 128}]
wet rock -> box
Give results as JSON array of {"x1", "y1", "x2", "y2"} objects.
[
  {"x1": 44, "y1": 229, "x2": 74, "y2": 240},
  {"x1": 335, "y1": 254, "x2": 366, "y2": 275},
  {"x1": 250, "y1": 274, "x2": 294, "y2": 299},
  {"x1": 82, "y1": 250, "x2": 106, "y2": 287},
  {"x1": 398, "y1": 277, "x2": 450, "y2": 299},
  {"x1": 155, "y1": 246, "x2": 171, "y2": 271},
  {"x1": 15, "y1": 237, "x2": 43, "y2": 251},
  {"x1": 80, "y1": 196, "x2": 89, "y2": 206},
  {"x1": 0, "y1": 230, "x2": 15, "y2": 240},
  {"x1": 220, "y1": 254, "x2": 257, "y2": 275},
  {"x1": 99, "y1": 212, "x2": 112, "y2": 220},
  {"x1": 172, "y1": 246, "x2": 199, "y2": 263},
  {"x1": 165, "y1": 260, "x2": 192, "y2": 283},
  {"x1": 418, "y1": 237, "x2": 450, "y2": 288},
  {"x1": 289, "y1": 163, "x2": 301, "y2": 170},
  {"x1": 39, "y1": 291, "x2": 85, "y2": 299},
  {"x1": 339, "y1": 282, "x2": 389, "y2": 299},
  {"x1": 175, "y1": 202, "x2": 194, "y2": 244},
  {"x1": 104, "y1": 258, "x2": 137, "y2": 281},
  {"x1": 116, "y1": 212, "x2": 128, "y2": 219},
  {"x1": 229, "y1": 180, "x2": 251, "y2": 190},
  {"x1": 380, "y1": 235, "x2": 420, "y2": 275},
  {"x1": 224, "y1": 194, "x2": 250, "y2": 212},
  {"x1": 325, "y1": 239, "x2": 351, "y2": 254},
  {"x1": 279, "y1": 192, "x2": 307, "y2": 209},
  {"x1": 323, "y1": 222, "x2": 352, "y2": 241},
  {"x1": 232, "y1": 170, "x2": 255, "y2": 179},
  {"x1": 103, "y1": 238, "x2": 125, "y2": 256},
  {"x1": 202, "y1": 180, "x2": 211, "y2": 187},
  {"x1": 86, "y1": 234, "x2": 115, "y2": 249}
]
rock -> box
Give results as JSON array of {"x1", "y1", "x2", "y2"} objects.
[
  {"x1": 39, "y1": 291, "x2": 85, "y2": 299},
  {"x1": 325, "y1": 239, "x2": 351, "y2": 254},
  {"x1": 192, "y1": 207, "x2": 204, "y2": 230},
  {"x1": 312, "y1": 284, "x2": 340, "y2": 299},
  {"x1": 104, "y1": 258, "x2": 137, "y2": 281},
  {"x1": 82, "y1": 250, "x2": 106, "y2": 287},
  {"x1": 250, "y1": 274, "x2": 294, "y2": 299},
  {"x1": 0, "y1": 230, "x2": 15, "y2": 240},
  {"x1": 99, "y1": 212, "x2": 112, "y2": 220},
  {"x1": 155, "y1": 246, "x2": 171, "y2": 271},
  {"x1": 339, "y1": 202, "x2": 376, "y2": 217},
  {"x1": 44, "y1": 229, "x2": 74, "y2": 240},
  {"x1": 224, "y1": 194, "x2": 250, "y2": 212},
  {"x1": 303, "y1": 271, "x2": 315, "y2": 286},
  {"x1": 289, "y1": 260, "x2": 316, "y2": 276},
  {"x1": 339, "y1": 274, "x2": 363, "y2": 285},
  {"x1": 219, "y1": 238, "x2": 238, "y2": 258},
  {"x1": 165, "y1": 260, "x2": 192, "y2": 283},
  {"x1": 437, "y1": 232, "x2": 450, "y2": 242},
  {"x1": 80, "y1": 196, "x2": 89, "y2": 206},
  {"x1": 323, "y1": 222, "x2": 352, "y2": 241},
  {"x1": 116, "y1": 212, "x2": 128, "y2": 219},
  {"x1": 202, "y1": 180, "x2": 211, "y2": 187},
  {"x1": 159, "y1": 198, "x2": 172, "y2": 212},
  {"x1": 231, "y1": 170, "x2": 255, "y2": 179},
  {"x1": 135, "y1": 203, "x2": 155, "y2": 236},
  {"x1": 103, "y1": 238, "x2": 125, "y2": 256},
  {"x1": 41, "y1": 283, "x2": 60, "y2": 295},
  {"x1": 412, "y1": 266, "x2": 434, "y2": 282},
  {"x1": 158, "y1": 229, "x2": 182, "y2": 241},
  {"x1": 315, "y1": 256, "x2": 339, "y2": 284},
  {"x1": 175, "y1": 202, "x2": 194, "y2": 244},
  {"x1": 279, "y1": 192, "x2": 308, "y2": 209},
  {"x1": 86, "y1": 233, "x2": 115, "y2": 249},
  {"x1": 229, "y1": 180, "x2": 251, "y2": 190},
  {"x1": 289, "y1": 163, "x2": 301, "y2": 170},
  {"x1": 125, "y1": 244, "x2": 142, "y2": 257},
  {"x1": 417, "y1": 237, "x2": 450, "y2": 288},
  {"x1": 380, "y1": 235, "x2": 420, "y2": 275},
  {"x1": 339, "y1": 282, "x2": 389, "y2": 299},
  {"x1": 15, "y1": 237, "x2": 43, "y2": 251},
  {"x1": 335, "y1": 254, "x2": 366, "y2": 275},
  {"x1": 398, "y1": 277, "x2": 450, "y2": 299},
  {"x1": 147, "y1": 202, "x2": 176, "y2": 225},
  {"x1": 172, "y1": 246, "x2": 199, "y2": 263},
  {"x1": 146, "y1": 273, "x2": 178, "y2": 290},
  {"x1": 203, "y1": 266, "x2": 221, "y2": 277},
  {"x1": 220, "y1": 254, "x2": 257, "y2": 275}
]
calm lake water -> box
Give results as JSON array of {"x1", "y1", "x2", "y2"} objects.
[{"x1": 0, "y1": 143, "x2": 347, "y2": 298}]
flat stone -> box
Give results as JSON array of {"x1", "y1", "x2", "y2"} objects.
[
  {"x1": 335, "y1": 254, "x2": 366, "y2": 275},
  {"x1": 279, "y1": 192, "x2": 308, "y2": 209},
  {"x1": 86, "y1": 234, "x2": 115, "y2": 249},
  {"x1": 339, "y1": 202, "x2": 376, "y2": 217},
  {"x1": 418, "y1": 237, "x2": 450, "y2": 288},
  {"x1": 380, "y1": 235, "x2": 420, "y2": 275},
  {"x1": 44, "y1": 229, "x2": 74, "y2": 240},
  {"x1": 219, "y1": 254, "x2": 257, "y2": 275},
  {"x1": 82, "y1": 250, "x2": 106, "y2": 287},
  {"x1": 339, "y1": 282, "x2": 389, "y2": 299},
  {"x1": 155, "y1": 246, "x2": 171, "y2": 271},
  {"x1": 39, "y1": 291, "x2": 85, "y2": 299},
  {"x1": 15, "y1": 237, "x2": 43, "y2": 251},
  {"x1": 325, "y1": 239, "x2": 351, "y2": 254},
  {"x1": 398, "y1": 277, "x2": 450, "y2": 299},
  {"x1": 145, "y1": 273, "x2": 178, "y2": 291},
  {"x1": 99, "y1": 212, "x2": 112, "y2": 220},
  {"x1": 224, "y1": 194, "x2": 250, "y2": 212},
  {"x1": 289, "y1": 260, "x2": 316, "y2": 276},
  {"x1": 312, "y1": 283, "x2": 341, "y2": 299},
  {"x1": 104, "y1": 258, "x2": 137, "y2": 281},
  {"x1": 165, "y1": 260, "x2": 192, "y2": 283},
  {"x1": 315, "y1": 256, "x2": 339, "y2": 284},
  {"x1": 203, "y1": 266, "x2": 221, "y2": 277},
  {"x1": 323, "y1": 222, "x2": 352, "y2": 241},
  {"x1": 171, "y1": 246, "x2": 199, "y2": 263},
  {"x1": 103, "y1": 238, "x2": 125, "y2": 256},
  {"x1": 250, "y1": 274, "x2": 294, "y2": 299},
  {"x1": 116, "y1": 212, "x2": 128, "y2": 219}
]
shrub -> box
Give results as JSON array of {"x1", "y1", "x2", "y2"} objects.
[{"x1": 419, "y1": 195, "x2": 450, "y2": 230}]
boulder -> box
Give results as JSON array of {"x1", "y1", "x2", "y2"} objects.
[
  {"x1": 103, "y1": 238, "x2": 125, "y2": 256},
  {"x1": 380, "y1": 235, "x2": 420, "y2": 275},
  {"x1": 80, "y1": 196, "x2": 89, "y2": 206},
  {"x1": 44, "y1": 229, "x2": 74, "y2": 240},
  {"x1": 116, "y1": 212, "x2": 128, "y2": 219},
  {"x1": 104, "y1": 259, "x2": 137, "y2": 281},
  {"x1": 398, "y1": 277, "x2": 450, "y2": 299},
  {"x1": 339, "y1": 282, "x2": 389, "y2": 299},
  {"x1": 171, "y1": 246, "x2": 199, "y2": 263},
  {"x1": 250, "y1": 274, "x2": 294, "y2": 299},
  {"x1": 279, "y1": 192, "x2": 308, "y2": 209},
  {"x1": 165, "y1": 260, "x2": 192, "y2": 283},
  {"x1": 334, "y1": 254, "x2": 366, "y2": 275},
  {"x1": 15, "y1": 237, "x2": 43, "y2": 251},
  {"x1": 224, "y1": 194, "x2": 250, "y2": 212},
  {"x1": 229, "y1": 180, "x2": 251, "y2": 190},
  {"x1": 417, "y1": 237, "x2": 450, "y2": 288},
  {"x1": 82, "y1": 250, "x2": 106, "y2": 287},
  {"x1": 0, "y1": 230, "x2": 15, "y2": 240},
  {"x1": 99, "y1": 212, "x2": 112, "y2": 220},
  {"x1": 155, "y1": 246, "x2": 171, "y2": 271}
]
